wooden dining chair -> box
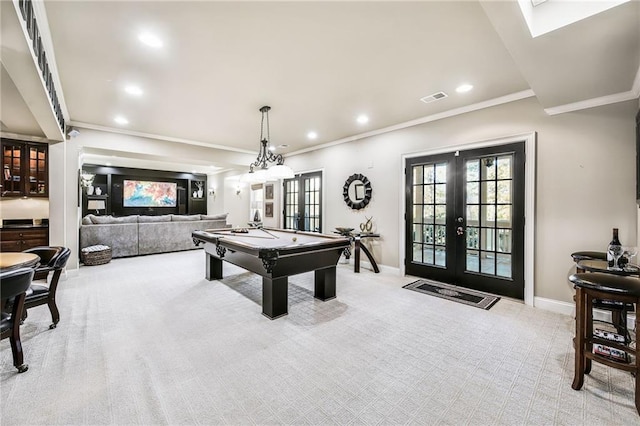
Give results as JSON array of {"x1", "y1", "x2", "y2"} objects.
[
  {"x1": 21, "y1": 246, "x2": 71, "y2": 329},
  {"x1": 1, "y1": 267, "x2": 35, "y2": 373}
]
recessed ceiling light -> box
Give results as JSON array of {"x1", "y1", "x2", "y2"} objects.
[
  {"x1": 356, "y1": 114, "x2": 369, "y2": 124},
  {"x1": 192, "y1": 170, "x2": 197, "y2": 174},
  {"x1": 277, "y1": 144, "x2": 288, "y2": 148},
  {"x1": 138, "y1": 32, "x2": 163, "y2": 48},
  {"x1": 456, "y1": 84, "x2": 473, "y2": 93},
  {"x1": 106, "y1": 162, "x2": 111, "y2": 166},
  {"x1": 124, "y1": 85, "x2": 143, "y2": 96},
  {"x1": 114, "y1": 116, "x2": 129, "y2": 125},
  {"x1": 268, "y1": 146, "x2": 276, "y2": 152},
  {"x1": 307, "y1": 131, "x2": 318, "y2": 140}
]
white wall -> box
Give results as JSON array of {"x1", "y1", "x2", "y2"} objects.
[
  {"x1": 33, "y1": 95, "x2": 637, "y2": 308},
  {"x1": 282, "y1": 97, "x2": 638, "y2": 304},
  {"x1": 0, "y1": 198, "x2": 49, "y2": 220}
]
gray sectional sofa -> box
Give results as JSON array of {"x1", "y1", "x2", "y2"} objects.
[{"x1": 80, "y1": 213, "x2": 230, "y2": 258}]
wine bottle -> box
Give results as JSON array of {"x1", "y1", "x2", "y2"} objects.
[{"x1": 607, "y1": 228, "x2": 622, "y2": 267}]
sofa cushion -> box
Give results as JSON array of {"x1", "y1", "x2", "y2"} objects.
[
  {"x1": 201, "y1": 213, "x2": 228, "y2": 220},
  {"x1": 91, "y1": 215, "x2": 138, "y2": 224},
  {"x1": 81, "y1": 215, "x2": 94, "y2": 225},
  {"x1": 91, "y1": 215, "x2": 115, "y2": 224},
  {"x1": 171, "y1": 214, "x2": 201, "y2": 221},
  {"x1": 138, "y1": 215, "x2": 171, "y2": 223}
]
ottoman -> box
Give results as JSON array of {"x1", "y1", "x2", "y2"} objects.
[{"x1": 81, "y1": 245, "x2": 112, "y2": 265}]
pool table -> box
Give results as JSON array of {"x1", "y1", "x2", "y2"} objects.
[{"x1": 192, "y1": 228, "x2": 351, "y2": 319}]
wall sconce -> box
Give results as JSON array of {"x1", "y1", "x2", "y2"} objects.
[{"x1": 208, "y1": 187, "x2": 215, "y2": 196}]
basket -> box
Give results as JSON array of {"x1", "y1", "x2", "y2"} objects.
[{"x1": 81, "y1": 245, "x2": 112, "y2": 266}]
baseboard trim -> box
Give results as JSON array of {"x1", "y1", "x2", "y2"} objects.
[
  {"x1": 340, "y1": 259, "x2": 401, "y2": 276},
  {"x1": 534, "y1": 296, "x2": 636, "y2": 329}
]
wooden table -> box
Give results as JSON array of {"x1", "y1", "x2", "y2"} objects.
[
  {"x1": 574, "y1": 258, "x2": 638, "y2": 333},
  {"x1": 0, "y1": 252, "x2": 40, "y2": 272},
  {"x1": 576, "y1": 259, "x2": 640, "y2": 276}
]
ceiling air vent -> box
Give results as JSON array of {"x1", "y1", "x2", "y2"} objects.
[{"x1": 420, "y1": 92, "x2": 448, "y2": 104}]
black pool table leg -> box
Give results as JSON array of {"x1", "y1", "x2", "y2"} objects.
[
  {"x1": 314, "y1": 266, "x2": 336, "y2": 301},
  {"x1": 205, "y1": 253, "x2": 223, "y2": 281},
  {"x1": 262, "y1": 277, "x2": 288, "y2": 319}
]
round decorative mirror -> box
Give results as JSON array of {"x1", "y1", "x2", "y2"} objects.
[{"x1": 343, "y1": 173, "x2": 372, "y2": 210}]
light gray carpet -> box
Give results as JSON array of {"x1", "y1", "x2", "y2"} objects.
[{"x1": 1, "y1": 249, "x2": 638, "y2": 425}]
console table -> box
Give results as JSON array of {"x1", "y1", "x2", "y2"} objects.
[{"x1": 336, "y1": 230, "x2": 380, "y2": 273}]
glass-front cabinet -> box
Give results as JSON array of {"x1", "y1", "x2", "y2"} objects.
[{"x1": 1, "y1": 138, "x2": 48, "y2": 198}]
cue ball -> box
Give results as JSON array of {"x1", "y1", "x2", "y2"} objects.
[{"x1": 292, "y1": 237, "x2": 297, "y2": 242}]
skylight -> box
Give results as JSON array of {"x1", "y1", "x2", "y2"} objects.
[{"x1": 517, "y1": 0, "x2": 631, "y2": 38}]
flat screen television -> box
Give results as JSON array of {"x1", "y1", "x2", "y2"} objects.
[{"x1": 123, "y1": 180, "x2": 177, "y2": 207}]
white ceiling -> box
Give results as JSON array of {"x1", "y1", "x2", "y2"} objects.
[{"x1": 1, "y1": 0, "x2": 638, "y2": 172}]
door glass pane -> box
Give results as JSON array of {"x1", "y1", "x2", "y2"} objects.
[
  {"x1": 466, "y1": 227, "x2": 479, "y2": 249},
  {"x1": 413, "y1": 205, "x2": 423, "y2": 222},
  {"x1": 497, "y1": 205, "x2": 512, "y2": 228},
  {"x1": 413, "y1": 185, "x2": 423, "y2": 205},
  {"x1": 467, "y1": 182, "x2": 479, "y2": 204},
  {"x1": 497, "y1": 156, "x2": 512, "y2": 179},
  {"x1": 424, "y1": 225, "x2": 434, "y2": 243},
  {"x1": 497, "y1": 254, "x2": 512, "y2": 278},
  {"x1": 423, "y1": 185, "x2": 434, "y2": 204},
  {"x1": 435, "y1": 164, "x2": 446, "y2": 183},
  {"x1": 466, "y1": 160, "x2": 479, "y2": 181},
  {"x1": 434, "y1": 205, "x2": 446, "y2": 224},
  {"x1": 480, "y1": 251, "x2": 495, "y2": 274},
  {"x1": 466, "y1": 205, "x2": 479, "y2": 224},
  {"x1": 423, "y1": 246, "x2": 434, "y2": 264},
  {"x1": 483, "y1": 205, "x2": 496, "y2": 225},
  {"x1": 497, "y1": 229, "x2": 511, "y2": 253},
  {"x1": 466, "y1": 250, "x2": 479, "y2": 272},
  {"x1": 413, "y1": 224, "x2": 423, "y2": 243},
  {"x1": 481, "y1": 181, "x2": 495, "y2": 204},
  {"x1": 410, "y1": 162, "x2": 447, "y2": 268},
  {"x1": 481, "y1": 228, "x2": 495, "y2": 251},
  {"x1": 413, "y1": 166, "x2": 423, "y2": 185},
  {"x1": 435, "y1": 225, "x2": 446, "y2": 245},
  {"x1": 497, "y1": 181, "x2": 512, "y2": 203},
  {"x1": 435, "y1": 246, "x2": 446, "y2": 267},
  {"x1": 482, "y1": 157, "x2": 496, "y2": 180},
  {"x1": 413, "y1": 244, "x2": 423, "y2": 262},
  {"x1": 424, "y1": 205, "x2": 434, "y2": 223},
  {"x1": 434, "y1": 184, "x2": 446, "y2": 204},
  {"x1": 424, "y1": 167, "x2": 435, "y2": 184}
]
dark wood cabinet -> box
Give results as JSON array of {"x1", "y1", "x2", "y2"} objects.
[
  {"x1": 1, "y1": 138, "x2": 48, "y2": 198},
  {"x1": 188, "y1": 179, "x2": 207, "y2": 215},
  {"x1": 0, "y1": 227, "x2": 49, "y2": 252}
]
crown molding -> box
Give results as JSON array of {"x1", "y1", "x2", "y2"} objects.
[
  {"x1": 68, "y1": 121, "x2": 256, "y2": 155},
  {"x1": 286, "y1": 89, "x2": 536, "y2": 157},
  {"x1": 544, "y1": 89, "x2": 639, "y2": 116}
]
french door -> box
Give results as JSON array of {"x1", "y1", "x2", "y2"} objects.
[
  {"x1": 283, "y1": 171, "x2": 322, "y2": 232},
  {"x1": 405, "y1": 142, "x2": 525, "y2": 299}
]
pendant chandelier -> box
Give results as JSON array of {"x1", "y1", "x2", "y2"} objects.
[{"x1": 243, "y1": 106, "x2": 294, "y2": 183}]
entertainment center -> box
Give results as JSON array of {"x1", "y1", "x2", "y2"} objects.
[{"x1": 81, "y1": 164, "x2": 207, "y2": 217}]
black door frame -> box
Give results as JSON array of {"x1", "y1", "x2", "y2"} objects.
[
  {"x1": 282, "y1": 171, "x2": 323, "y2": 232},
  {"x1": 401, "y1": 133, "x2": 536, "y2": 304}
]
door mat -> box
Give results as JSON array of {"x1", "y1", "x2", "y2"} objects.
[{"x1": 403, "y1": 279, "x2": 500, "y2": 310}]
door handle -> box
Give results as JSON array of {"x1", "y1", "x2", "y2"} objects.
[{"x1": 456, "y1": 226, "x2": 465, "y2": 236}]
